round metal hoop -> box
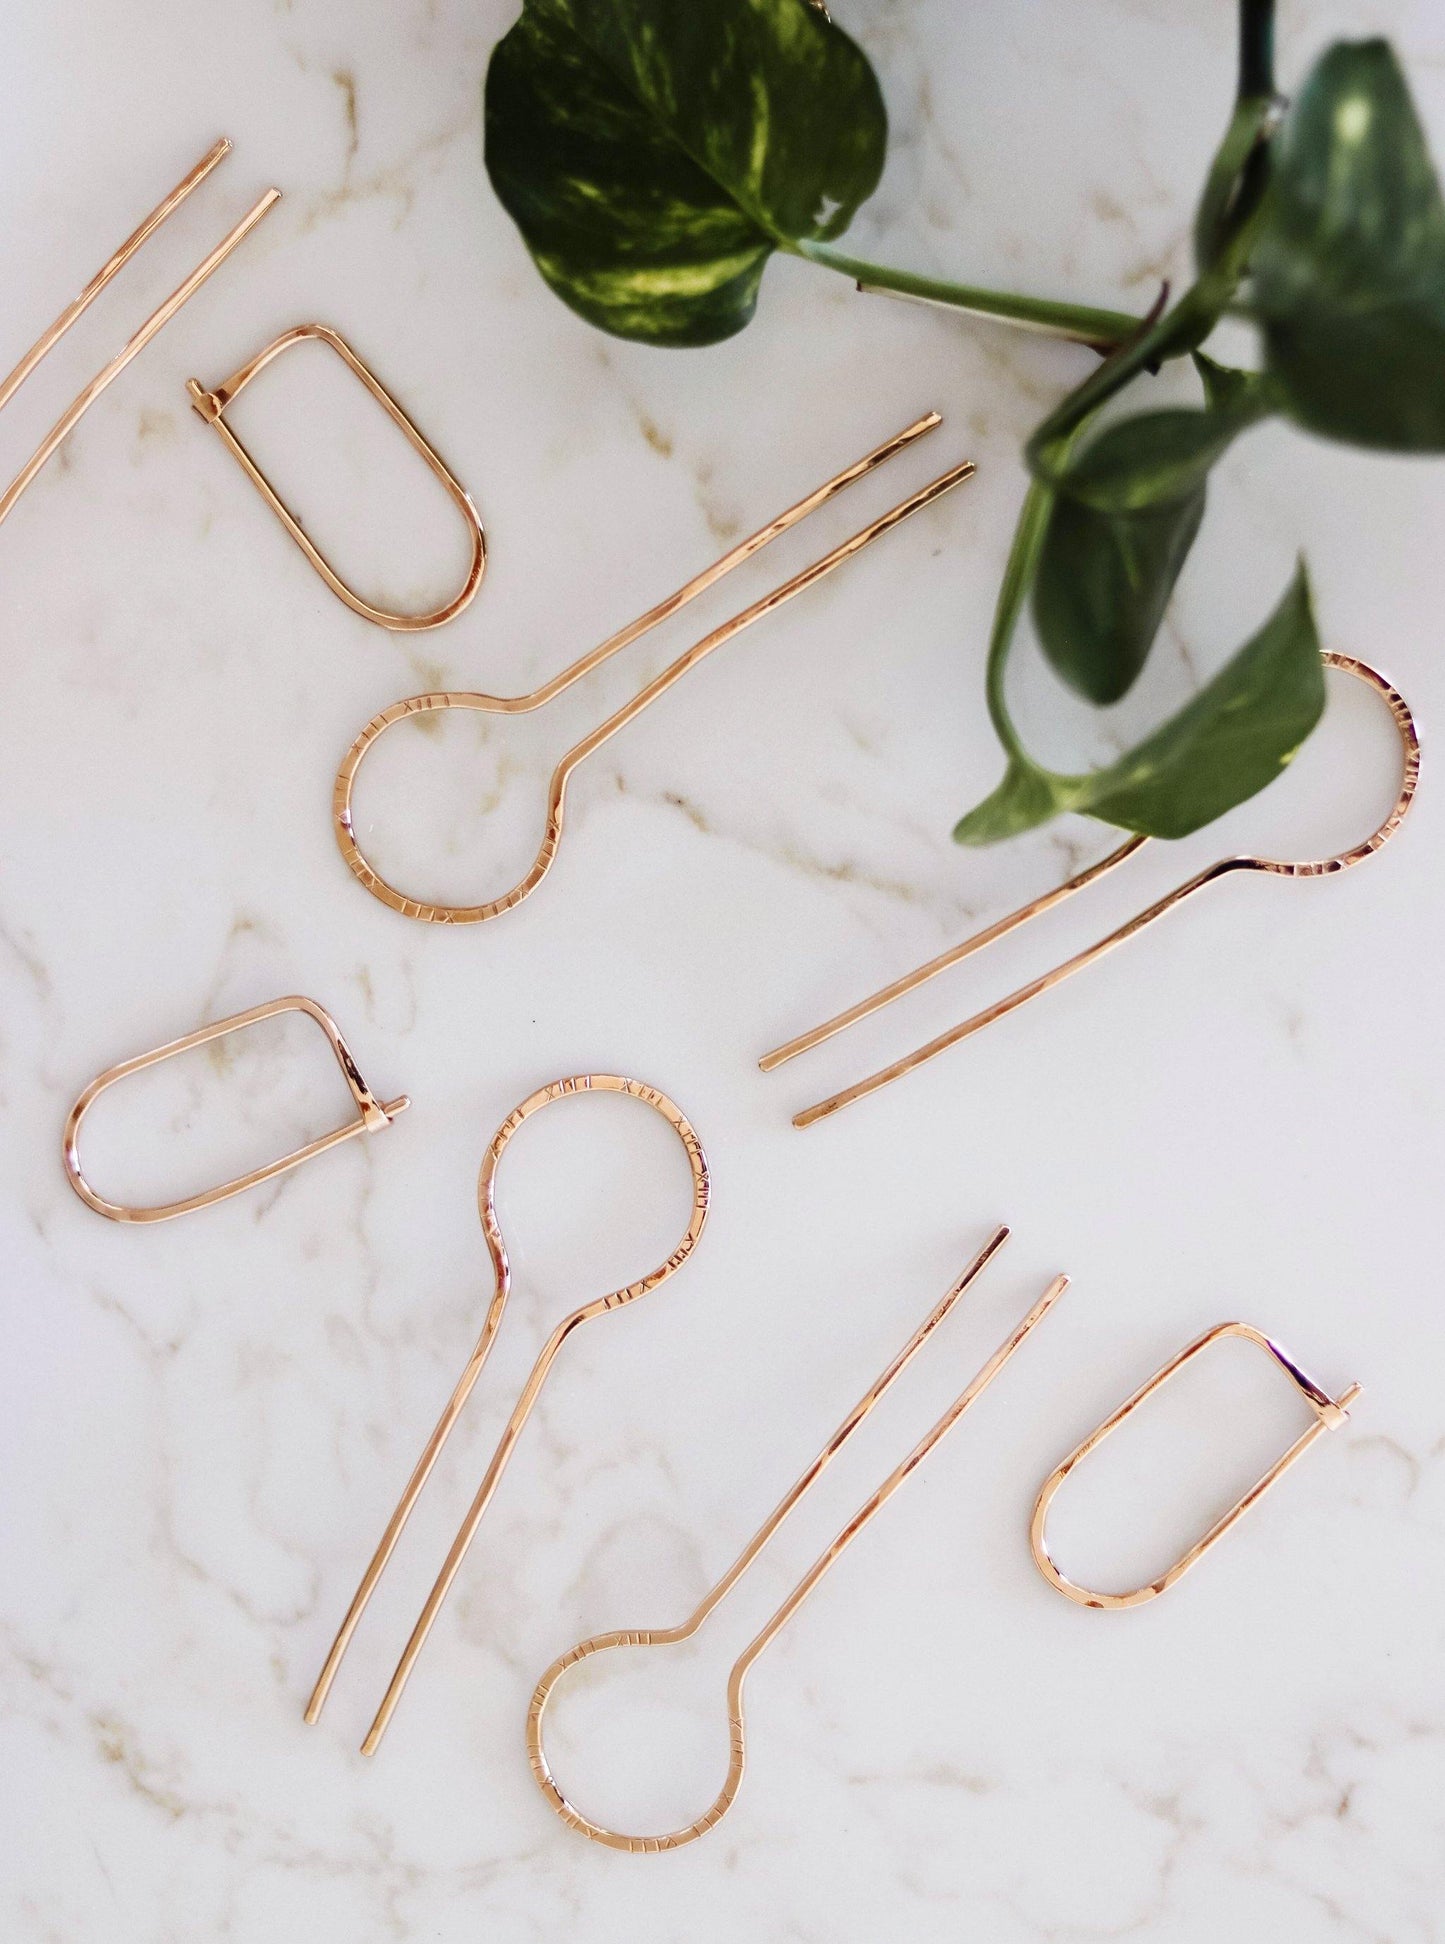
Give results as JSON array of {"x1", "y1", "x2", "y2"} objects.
[
  {"x1": 478, "y1": 1074, "x2": 711, "y2": 1302},
  {"x1": 1245, "y1": 651, "x2": 1420, "y2": 877}
]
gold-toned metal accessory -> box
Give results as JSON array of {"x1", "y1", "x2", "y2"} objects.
[
  {"x1": 187, "y1": 323, "x2": 486, "y2": 630},
  {"x1": 305, "y1": 1073, "x2": 710, "y2": 1750},
  {"x1": 62, "y1": 995, "x2": 409, "y2": 1224},
  {"x1": 528, "y1": 1226, "x2": 1068, "y2": 1851},
  {"x1": 0, "y1": 137, "x2": 278, "y2": 533},
  {"x1": 333, "y1": 414, "x2": 975, "y2": 923},
  {"x1": 1030, "y1": 1321, "x2": 1361, "y2": 1610},
  {"x1": 764, "y1": 653, "x2": 1420, "y2": 1125}
]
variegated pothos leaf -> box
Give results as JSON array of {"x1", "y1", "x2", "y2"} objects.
[{"x1": 484, "y1": 0, "x2": 887, "y2": 346}]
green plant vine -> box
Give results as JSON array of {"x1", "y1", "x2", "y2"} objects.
[{"x1": 483, "y1": 0, "x2": 1445, "y2": 845}]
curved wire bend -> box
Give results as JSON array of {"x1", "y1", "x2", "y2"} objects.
[
  {"x1": 331, "y1": 417, "x2": 974, "y2": 924},
  {"x1": 776, "y1": 652, "x2": 1420, "y2": 1126},
  {"x1": 527, "y1": 1230, "x2": 1069, "y2": 1852},
  {"x1": 1030, "y1": 1321, "x2": 1361, "y2": 1609},
  {"x1": 187, "y1": 324, "x2": 486, "y2": 631},
  {"x1": 62, "y1": 994, "x2": 409, "y2": 1223},
  {"x1": 304, "y1": 1074, "x2": 710, "y2": 1748}
]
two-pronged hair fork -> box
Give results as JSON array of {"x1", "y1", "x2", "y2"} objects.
[
  {"x1": 528, "y1": 1225, "x2": 1066, "y2": 1850},
  {"x1": 306, "y1": 1075, "x2": 710, "y2": 1752},
  {"x1": 331, "y1": 412, "x2": 975, "y2": 923},
  {"x1": 764, "y1": 652, "x2": 1420, "y2": 1124},
  {"x1": 0, "y1": 138, "x2": 277, "y2": 538}
]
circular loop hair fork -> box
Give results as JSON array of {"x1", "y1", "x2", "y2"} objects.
[
  {"x1": 766, "y1": 652, "x2": 1421, "y2": 1125},
  {"x1": 304, "y1": 1075, "x2": 710, "y2": 1749},
  {"x1": 331, "y1": 414, "x2": 975, "y2": 923},
  {"x1": 527, "y1": 1226, "x2": 1069, "y2": 1851}
]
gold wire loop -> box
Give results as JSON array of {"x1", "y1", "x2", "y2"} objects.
[
  {"x1": 331, "y1": 417, "x2": 975, "y2": 923},
  {"x1": 187, "y1": 324, "x2": 486, "y2": 631},
  {"x1": 62, "y1": 995, "x2": 410, "y2": 1224},
  {"x1": 0, "y1": 138, "x2": 278, "y2": 535},
  {"x1": 771, "y1": 651, "x2": 1421, "y2": 1126},
  {"x1": 527, "y1": 1229, "x2": 1069, "y2": 1851},
  {"x1": 304, "y1": 1074, "x2": 710, "y2": 1748},
  {"x1": 1030, "y1": 1321, "x2": 1361, "y2": 1610}
]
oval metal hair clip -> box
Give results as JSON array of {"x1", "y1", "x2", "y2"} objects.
[
  {"x1": 187, "y1": 323, "x2": 486, "y2": 631},
  {"x1": 528, "y1": 1227, "x2": 1068, "y2": 1851},
  {"x1": 1030, "y1": 1321, "x2": 1361, "y2": 1609},
  {"x1": 304, "y1": 1074, "x2": 710, "y2": 1751},
  {"x1": 766, "y1": 652, "x2": 1420, "y2": 1124},
  {"x1": 63, "y1": 995, "x2": 410, "y2": 1224}
]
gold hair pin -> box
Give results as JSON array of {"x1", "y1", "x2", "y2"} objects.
[
  {"x1": 187, "y1": 323, "x2": 486, "y2": 630},
  {"x1": 0, "y1": 137, "x2": 277, "y2": 534},
  {"x1": 332, "y1": 414, "x2": 975, "y2": 923},
  {"x1": 63, "y1": 995, "x2": 408, "y2": 1224},
  {"x1": 764, "y1": 653, "x2": 1420, "y2": 1124},
  {"x1": 528, "y1": 1226, "x2": 1067, "y2": 1851},
  {"x1": 1031, "y1": 1321, "x2": 1360, "y2": 1608},
  {"x1": 306, "y1": 1074, "x2": 710, "y2": 1750}
]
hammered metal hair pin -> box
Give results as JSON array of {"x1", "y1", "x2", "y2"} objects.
[
  {"x1": 63, "y1": 995, "x2": 409, "y2": 1223},
  {"x1": 0, "y1": 137, "x2": 277, "y2": 536},
  {"x1": 528, "y1": 1226, "x2": 1067, "y2": 1851},
  {"x1": 1030, "y1": 1321, "x2": 1360, "y2": 1608},
  {"x1": 306, "y1": 1074, "x2": 710, "y2": 1750},
  {"x1": 187, "y1": 322, "x2": 486, "y2": 629},
  {"x1": 332, "y1": 414, "x2": 975, "y2": 923},
  {"x1": 764, "y1": 653, "x2": 1419, "y2": 1124}
]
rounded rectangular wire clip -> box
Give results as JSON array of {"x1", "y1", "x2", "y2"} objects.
[
  {"x1": 187, "y1": 324, "x2": 486, "y2": 630},
  {"x1": 62, "y1": 995, "x2": 409, "y2": 1224},
  {"x1": 1030, "y1": 1320, "x2": 1361, "y2": 1609}
]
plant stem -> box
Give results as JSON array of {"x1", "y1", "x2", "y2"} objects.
[
  {"x1": 984, "y1": 478, "x2": 1056, "y2": 759},
  {"x1": 1238, "y1": 0, "x2": 1276, "y2": 101},
  {"x1": 1025, "y1": 281, "x2": 1214, "y2": 478},
  {"x1": 795, "y1": 239, "x2": 1139, "y2": 349}
]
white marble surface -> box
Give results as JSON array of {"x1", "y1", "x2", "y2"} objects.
[{"x1": 3, "y1": 1, "x2": 1445, "y2": 1937}]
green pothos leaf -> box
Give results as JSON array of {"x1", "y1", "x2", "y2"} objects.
[
  {"x1": 1030, "y1": 369, "x2": 1275, "y2": 706},
  {"x1": 484, "y1": 0, "x2": 887, "y2": 346},
  {"x1": 1031, "y1": 487, "x2": 1206, "y2": 707},
  {"x1": 1251, "y1": 39, "x2": 1445, "y2": 449},
  {"x1": 958, "y1": 564, "x2": 1326, "y2": 844}
]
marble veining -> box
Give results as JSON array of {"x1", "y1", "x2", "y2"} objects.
[{"x1": 2, "y1": 1, "x2": 1444, "y2": 1938}]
